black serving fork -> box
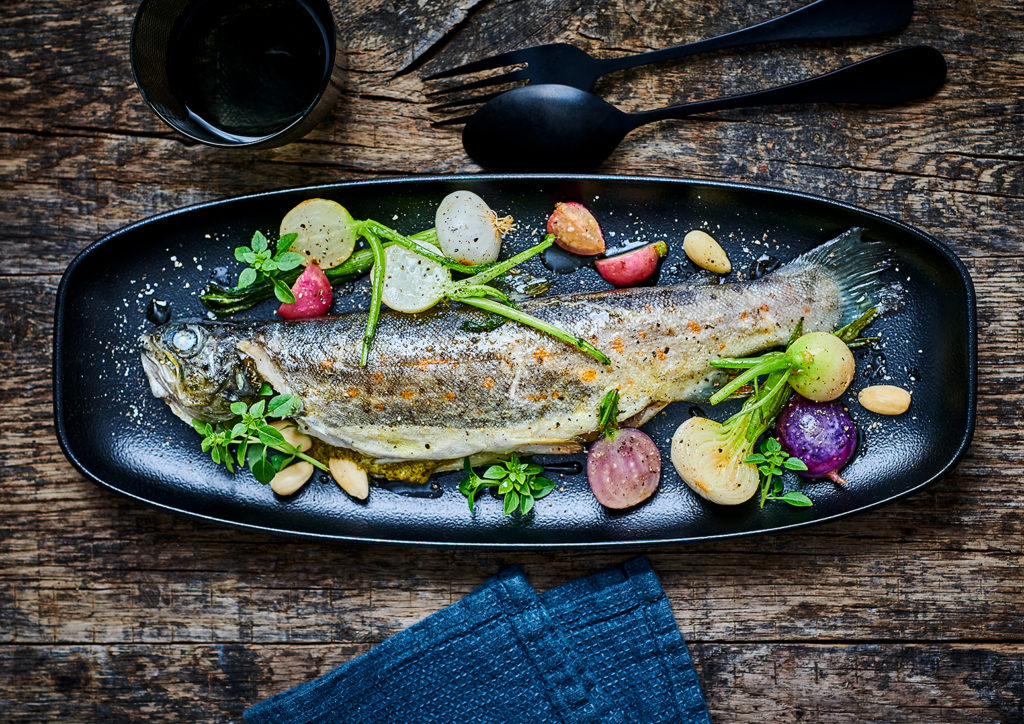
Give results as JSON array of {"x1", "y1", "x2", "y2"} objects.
[{"x1": 426, "y1": 0, "x2": 913, "y2": 112}]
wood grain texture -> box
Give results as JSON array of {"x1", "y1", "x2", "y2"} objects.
[{"x1": 1, "y1": 0, "x2": 1022, "y2": 721}]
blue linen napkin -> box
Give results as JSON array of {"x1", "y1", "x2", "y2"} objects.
[{"x1": 244, "y1": 557, "x2": 709, "y2": 724}]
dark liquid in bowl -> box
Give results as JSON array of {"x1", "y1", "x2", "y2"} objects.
[{"x1": 167, "y1": 0, "x2": 331, "y2": 142}]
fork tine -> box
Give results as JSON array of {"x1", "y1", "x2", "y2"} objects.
[
  {"x1": 426, "y1": 69, "x2": 527, "y2": 98},
  {"x1": 430, "y1": 114, "x2": 475, "y2": 129},
  {"x1": 424, "y1": 48, "x2": 532, "y2": 81},
  {"x1": 427, "y1": 91, "x2": 502, "y2": 113}
]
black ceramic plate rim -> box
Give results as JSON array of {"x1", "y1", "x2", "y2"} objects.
[{"x1": 53, "y1": 173, "x2": 977, "y2": 548}]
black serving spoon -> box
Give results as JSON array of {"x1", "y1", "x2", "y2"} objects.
[{"x1": 462, "y1": 46, "x2": 946, "y2": 171}]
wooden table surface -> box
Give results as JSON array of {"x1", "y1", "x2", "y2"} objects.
[{"x1": 2, "y1": 0, "x2": 1022, "y2": 721}]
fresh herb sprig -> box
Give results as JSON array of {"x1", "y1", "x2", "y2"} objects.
[
  {"x1": 192, "y1": 388, "x2": 326, "y2": 483},
  {"x1": 458, "y1": 454, "x2": 556, "y2": 515},
  {"x1": 234, "y1": 231, "x2": 305, "y2": 304},
  {"x1": 745, "y1": 436, "x2": 811, "y2": 508}
]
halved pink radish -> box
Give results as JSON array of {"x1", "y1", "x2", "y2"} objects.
[
  {"x1": 277, "y1": 263, "x2": 332, "y2": 319},
  {"x1": 587, "y1": 428, "x2": 661, "y2": 509},
  {"x1": 595, "y1": 242, "x2": 667, "y2": 287}
]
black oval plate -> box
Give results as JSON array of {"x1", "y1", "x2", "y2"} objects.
[{"x1": 53, "y1": 175, "x2": 976, "y2": 547}]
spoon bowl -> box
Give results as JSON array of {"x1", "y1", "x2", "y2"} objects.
[{"x1": 462, "y1": 85, "x2": 628, "y2": 172}]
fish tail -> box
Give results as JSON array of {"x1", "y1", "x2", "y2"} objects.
[{"x1": 783, "y1": 227, "x2": 902, "y2": 325}]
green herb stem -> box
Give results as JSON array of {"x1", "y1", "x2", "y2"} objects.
[
  {"x1": 835, "y1": 308, "x2": 879, "y2": 345},
  {"x1": 597, "y1": 389, "x2": 620, "y2": 439},
  {"x1": 360, "y1": 228, "x2": 387, "y2": 367},
  {"x1": 709, "y1": 352, "x2": 791, "y2": 405},
  {"x1": 361, "y1": 220, "x2": 484, "y2": 274},
  {"x1": 453, "y1": 284, "x2": 513, "y2": 304},
  {"x1": 458, "y1": 296, "x2": 611, "y2": 365},
  {"x1": 240, "y1": 434, "x2": 327, "y2": 472},
  {"x1": 451, "y1": 235, "x2": 555, "y2": 290}
]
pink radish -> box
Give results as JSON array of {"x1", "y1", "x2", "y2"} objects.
[
  {"x1": 277, "y1": 263, "x2": 332, "y2": 319},
  {"x1": 595, "y1": 242, "x2": 667, "y2": 286},
  {"x1": 546, "y1": 202, "x2": 605, "y2": 255},
  {"x1": 586, "y1": 390, "x2": 661, "y2": 509}
]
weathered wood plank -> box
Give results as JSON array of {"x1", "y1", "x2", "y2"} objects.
[{"x1": 1, "y1": 643, "x2": 1021, "y2": 722}]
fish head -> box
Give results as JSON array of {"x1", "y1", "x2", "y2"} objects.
[{"x1": 139, "y1": 321, "x2": 259, "y2": 424}]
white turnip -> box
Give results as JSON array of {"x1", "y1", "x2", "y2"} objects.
[{"x1": 435, "y1": 191, "x2": 508, "y2": 266}]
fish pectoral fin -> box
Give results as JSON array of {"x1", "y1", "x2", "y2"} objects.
[
  {"x1": 516, "y1": 443, "x2": 585, "y2": 455},
  {"x1": 621, "y1": 402, "x2": 669, "y2": 429}
]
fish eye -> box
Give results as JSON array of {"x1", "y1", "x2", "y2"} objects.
[{"x1": 167, "y1": 325, "x2": 204, "y2": 358}]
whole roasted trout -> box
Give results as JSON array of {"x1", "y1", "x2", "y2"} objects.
[{"x1": 140, "y1": 229, "x2": 893, "y2": 476}]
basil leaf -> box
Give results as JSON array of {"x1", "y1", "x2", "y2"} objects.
[
  {"x1": 532, "y1": 479, "x2": 557, "y2": 499},
  {"x1": 276, "y1": 232, "x2": 298, "y2": 254},
  {"x1": 276, "y1": 252, "x2": 305, "y2": 271},
  {"x1": 780, "y1": 491, "x2": 813, "y2": 507},
  {"x1": 268, "y1": 394, "x2": 302, "y2": 417},
  {"x1": 238, "y1": 267, "x2": 258, "y2": 288},
  {"x1": 258, "y1": 425, "x2": 285, "y2": 447},
  {"x1": 251, "y1": 456, "x2": 276, "y2": 484},
  {"x1": 784, "y1": 457, "x2": 809, "y2": 471},
  {"x1": 273, "y1": 278, "x2": 296, "y2": 304},
  {"x1": 247, "y1": 444, "x2": 266, "y2": 468}
]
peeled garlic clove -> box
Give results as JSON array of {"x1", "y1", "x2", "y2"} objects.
[
  {"x1": 270, "y1": 461, "x2": 315, "y2": 496},
  {"x1": 683, "y1": 230, "x2": 731, "y2": 274},
  {"x1": 330, "y1": 458, "x2": 369, "y2": 500},
  {"x1": 858, "y1": 385, "x2": 911, "y2": 415}
]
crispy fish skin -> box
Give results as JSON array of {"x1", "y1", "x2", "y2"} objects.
[
  {"x1": 238, "y1": 265, "x2": 840, "y2": 463},
  {"x1": 142, "y1": 228, "x2": 891, "y2": 469}
]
